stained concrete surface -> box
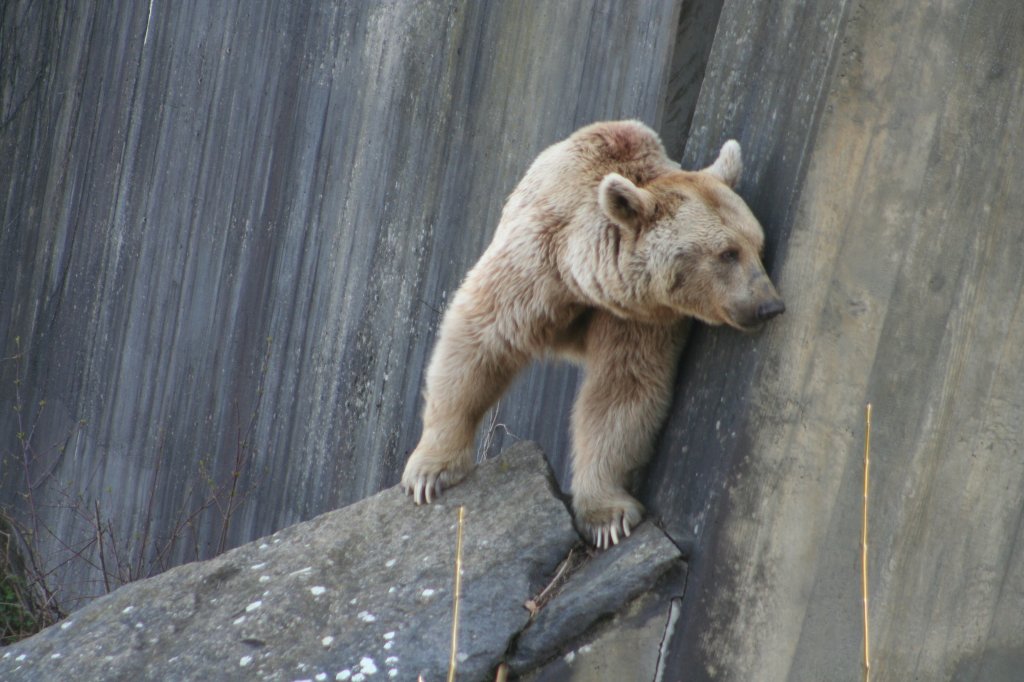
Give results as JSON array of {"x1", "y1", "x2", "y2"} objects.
[{"x1": 646, "y1": 0, "x2": 1024, "y2": 679}]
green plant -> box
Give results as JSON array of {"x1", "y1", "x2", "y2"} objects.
[{"x1": 0, "y1": 518, "x2": 48, "y2": 645}]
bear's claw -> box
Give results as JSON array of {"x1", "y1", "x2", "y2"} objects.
[
  {"x1": 576, "y1": 493, "x2": 643, "y2": 550},
  {"x1": 406, "y1": 475, "x2": 444, "y2": 505},
  {"x1": 400, "y1": 452, "x2": 473, "y2": 505},
  {"x1": 592, "y1": 513, "x2": 633, "y2": 550}
]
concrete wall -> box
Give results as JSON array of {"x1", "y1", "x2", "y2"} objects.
[
  {"x1": 0, "y1": 0, "x2": 698, "y2": 596},
  {"x1": 647, "y1": 0, "x2": 1024, "y2": 679}
]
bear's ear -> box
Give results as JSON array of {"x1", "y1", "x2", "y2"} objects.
[
  {"x1": 705, "y1": 139, "x2": 743, "y2": 188},
  {"x1": 598, "y1": 173, "x2": 655, "y2": 228}
]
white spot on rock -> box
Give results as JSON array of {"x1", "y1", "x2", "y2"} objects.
[
  {"x1": 387, "y1": 586, "x2": 396, "y2": 594},
  {"x1": 246, "y1": 600, "x2": 262, "y2": 612},
  {"x1": 383, "y1": 631, "x2": 396, "y2": 640},
  {"x1": 421, "y1": 589, "x2": 435, "y2": 598},
  {"x1": 352, "y1": 674, "x2": 366, "y2": 682},
  {"x1": 321, "y1": 636, "x2": 334, "y2": 647},
  {"x1": 60, "y1": 620, "x2": 74, "y2": 630},
  {"x1": 357, "y1": 610, "x2": 376, "y2": 623},
  {"x1": 388, "y1": 670, "x2": 398, "y2": 679},
  {"x1": 360, "y1": 657, "x2": 378, "y2": 674},
  {"x1": 259, "y1": 543, "x2": 270, "y2": 550},
  {"x1": 316, "y1": 674, "x2": 328, "y2": 681},
  {"x1": 51, "y1": 653, "x2": 62, "y2": 659},
  {"x1": 336, "y1": 670, "x2": 351, "y2": 680},
  {"x1": 251, "y1": 562, "x2": 266, "y2": 570},
  {"x1": 565, "y1": 651, "x2": 576, "y2": 664},
  {"x1": 385, "y1": 656, "x2": 398, "y2": 665},
  {"x1": 260, "y1": 575, "x2": 271, "y2": 583},
  {"x1": 234, "y1": 616, "x2": 246, "y2": 625},
  {"x1": 240, "y1": 655, "x2": 253, "y2": 667},
  {"x1": 310, "y1": 586, "x2": 327, "y2": 596},
  {"x1": 289, "y1": 566, "x2": 313, "y2": 576},
  {"x1": 122, "y1": 606, "x2": 134, "y2": 614},
  {"x1": 385, "y1": 558, "x2": 396, "y2": 568},
  {"x1": 383, "y1": 641, "x2": 394, "y2": 650},
  {"x1": 16, "y1": 654, "x2": 27, "y2": 661}
]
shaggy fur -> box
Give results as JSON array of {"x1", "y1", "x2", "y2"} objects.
[{"x1": 401, "y1": 121, "x2": 784, "y2": 548}]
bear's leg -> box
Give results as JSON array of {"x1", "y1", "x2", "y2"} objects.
[
  {"x1": 402, "y1": 295, "x2": 528, "y2": 504},
  {"x1": 571, "y1": 313, "x2": 685, "y2": 548}
]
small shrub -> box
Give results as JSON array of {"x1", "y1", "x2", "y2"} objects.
[{"x1": 0, "y1": 336, "x2": 268, "y2": 642}]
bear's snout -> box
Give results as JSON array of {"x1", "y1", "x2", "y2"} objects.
[
  {"x1": 756, "y1": 298, "x2": 786, "y2": 322},
  {"x1": 727, "y1": 271, "x2": 785, "y2": 331}
]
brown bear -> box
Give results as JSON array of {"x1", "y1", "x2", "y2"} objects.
[{"x1": 401, "y1": 120, "x2": 784, "y2": 548}]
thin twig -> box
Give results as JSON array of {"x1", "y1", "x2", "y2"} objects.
[
  {"x1": 35, "y1": 511, "x2": 103, "y2": 575},
  {"x1": 136, "y1": 440, "x2": 163, "y2": 579},
  {"x1": 448, "y1": 506, "x2": 466, "y2": 682},
  {"x1": 218, "y1": 420, "x2": 245, "y2": 555},
  {"x1": 862, "y1": 403, "x2": 872, "y2": 682},
  {"x1": 94, "y1": 501, "x2": 111, "y2": 593},
  {"x1": 106, "y1": 519, "x2": 129, "y2": 584},
  {"x1": 524, "y1": 546, "x2": 582, "y2": 616}
]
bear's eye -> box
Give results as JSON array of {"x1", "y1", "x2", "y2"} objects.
[{"x1": 719, "y1": 248, "x2": 740, "y2": 264}]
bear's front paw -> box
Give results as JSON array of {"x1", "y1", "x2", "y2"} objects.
[
  {"x1": 400, "y1": 451, "x2": 473, "y2": 505},
  {"x1": 574, "y1": 494, "x2": 644, "y2": 550}
]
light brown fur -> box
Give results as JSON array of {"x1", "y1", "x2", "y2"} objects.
[{"x1": 401, "y1": 121, "x2": 784, "y2": 547}]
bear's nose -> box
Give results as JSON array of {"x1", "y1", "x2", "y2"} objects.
[{"x1": 756, "y1": 299, "x2": 786, "y2": 322}]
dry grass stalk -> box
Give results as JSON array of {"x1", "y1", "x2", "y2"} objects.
[
  {"x1": 862, "y1": 403, "x2": 872, "y2": 682},
  {"x1": 448, "y1": 506, "x2": 466, "y2": 682},
  {"x1": 523, "y1": 546, "x2": 583, "y2": 617}
]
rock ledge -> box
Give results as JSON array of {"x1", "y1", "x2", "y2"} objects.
[{"x1": 0, "y1": 443, "x2": 684, "y2": 681}]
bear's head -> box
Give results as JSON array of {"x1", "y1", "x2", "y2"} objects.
[{"x1": 597, "y1": 140, "x2": 785, "y2": 331}]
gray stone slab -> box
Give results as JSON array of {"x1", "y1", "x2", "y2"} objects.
[
  {"x1": 521, "y1": 591, "x2": 685, "y2": 682},
  {"x1": 508, "y1": 523, "x2": 683, "y2": 673},
  {"x1": 0, "y1": 442, "x2": 578, "y2": 681}
]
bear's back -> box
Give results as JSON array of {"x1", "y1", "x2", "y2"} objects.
[
  {"x1": 567, "y1": 120, "x2": 673, "y2": 180},
  {"x1": 500, "y1": 121, "x2": 679, "y2": 230}
]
